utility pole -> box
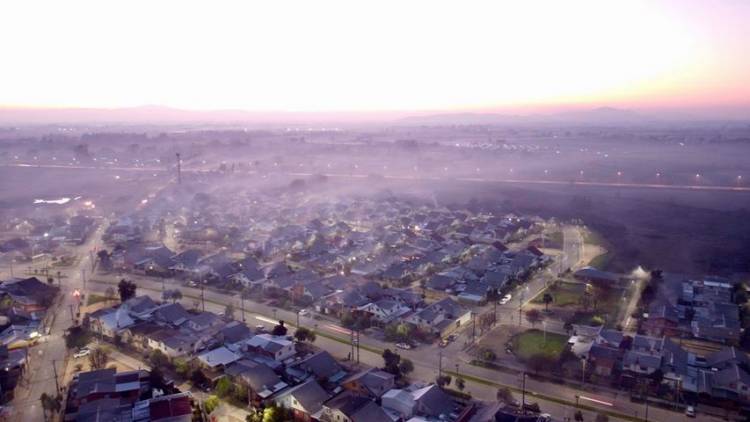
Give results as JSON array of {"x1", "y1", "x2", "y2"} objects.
[
  {"x1": 471, "y1": 313, "x2": 476, "y2": 344},
  {"x1": 176, "y1": 153, "x2": 182, "y2": 184},
  {"x1": 438, "y1": 349, "x2": 443, "y2": 377},
  {"x1": 356, "y1": 330, "x2": 360, "y2": 364},
  {"x1": 52, "y1": 359, "x2": 60, "y2": 393},
  {"x1": 200, "y1": 284, "x2": 205, "y2": 311},
  {"x1": 521, "y1": 371, "x2": 527, "y2": 410},
  {"x1": 69, "y1": 304, "x2": 75, "y2": 322},
  {"x1": 241, "y1": 294, "x2": 246, "y2": 322},
  {"x1": 9, "y1": 259, "x2": 13, "y2": 278},
  {"x1": 81, "y1": 268, "x2": 86, "y2": 290},
  {"x1": 296, "y1": 310, "x2": 300, "y2": 328}
]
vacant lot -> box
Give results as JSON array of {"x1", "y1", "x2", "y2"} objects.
[{"x1": 510, "y1": 329, "x2": 568, "y2": 361}]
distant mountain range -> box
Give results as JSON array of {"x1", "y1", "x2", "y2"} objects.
[{"x1": 0, "y1": 105, "x2": 744, "y2": 125}]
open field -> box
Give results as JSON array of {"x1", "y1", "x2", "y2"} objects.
[{"x1": 510, "y1": 329, "x2": 568, "y2": 361}]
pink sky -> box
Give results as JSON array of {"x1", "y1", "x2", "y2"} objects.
[{"x1": 0, "y1": 0, "x2": 748, "y2": 118}]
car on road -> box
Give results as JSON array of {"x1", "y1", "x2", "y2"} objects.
[
  {"x1": 439, "y1": 338, "x2": 449, "y2": 348},
  {"x1": 685, "y1": 406, "x2": 696, "y2": 418},
  {"x1": 396, "y1": 342, "x2": 412, "y2": 350},
  {"x1": 73, "y1": 348, "x2": 91, "y2": 359},
  {"x1": 499, "y1": 294, "x2": 512, "y2": 305},
  {"x1": 299, "y1": 309, "x2": 310, "y2": 316}
]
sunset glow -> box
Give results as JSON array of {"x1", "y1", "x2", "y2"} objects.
[{"x1": 1, "y1": 0, "x2": 748, "y2": 114}]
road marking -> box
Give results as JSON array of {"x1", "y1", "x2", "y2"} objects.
[{"x1": 579, "y1": 395, "x2": 614, "y2": 406}]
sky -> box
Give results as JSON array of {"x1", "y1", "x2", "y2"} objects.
[{"x1": 1, "y1": 0, "x2": 749, "y2": 116}]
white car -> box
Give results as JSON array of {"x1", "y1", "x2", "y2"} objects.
[
  {"x1": 499, "y1": 294, "x2": 512, "y2": 305},
  {"x1": 73, "y1": 348, "x2": 91, "y2": 359},
  {"x1": 299, "y1": 309, "x2": 310, "y2": 316},
  {"x1": 396, "y1": 343, "x2": 412, "y2": 350}
]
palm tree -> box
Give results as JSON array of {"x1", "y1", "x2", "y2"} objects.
[{"x1": 542, "y1": 293, "x2": 553, "y2": 312}]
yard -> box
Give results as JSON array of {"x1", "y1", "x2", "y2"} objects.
[
  {"x1": 510, "y1": 329, "x2": 568, "y2": 361},
  {"x1": 531, "y1": 281, "x2": 585, "y2": 307}
]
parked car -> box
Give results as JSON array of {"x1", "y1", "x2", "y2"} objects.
[
  {"x1": 685, "y1": 406, "x2": 696, "y2": 418},
  {"x1": 499, "y1": 294, "x2": 512, "y2": 305},
  {"x1": 299, "y1": 309, "x2": 310, "y2": 316},
  {"x1": 74, "y1": 348, "x2": 91, "y2": 359},
  {"x1": 439, "y1": 338, "x2": 449, "y2": 348},
  {"x1": 396, "y1": 342, "x2": 412, "y2": 350}
]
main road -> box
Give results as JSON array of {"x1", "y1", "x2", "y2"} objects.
[{"x1": 11, "y1": 221, "x2": 107, "y2": 421}]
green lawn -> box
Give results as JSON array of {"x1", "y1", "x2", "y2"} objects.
[
  {"x1": 532, "y1": 281, "x2": 585, "y2": 307},
  {"x1": 583, "y1": 230, "x2": 609, "y2": 248},
  {"x1": 87, "y1": 294, "x2": 112, "y2": 306},
  {"x1": 511, "y1": 329, "x2": 568, "y2": 361},
  {"x1": 588, "y1": 252, "x2": 613, "y2": 270}
]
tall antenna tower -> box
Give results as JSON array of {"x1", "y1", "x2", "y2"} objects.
[{"x1": 176, "y1": 153, "x2": 182, "y2": 184}]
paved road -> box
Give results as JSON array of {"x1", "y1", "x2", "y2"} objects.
[
  {"x1": 12, "y1": 222, "x2": 107, "y2": 421},
  {"x1": 5, "y1": 162, "x2": 750, "y2": 194}
]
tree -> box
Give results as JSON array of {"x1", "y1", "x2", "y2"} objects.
[
  {"x1": 398, "y1": 358, "x2": 414, "y2": 376},
  {"x1": 203, "y1": 395, "x2": 220, "y2": 414},
  {"x1": 118, "y1": 279, "x2": 137, "y2": 302},
  {"x1": 436, "y1": 375, "x2": 452, "y2": 387},
  {"x1": 496, "y1": 386, "x2": 514, "y2": 404},
  {"x1": 149, "y1": 349, "x2": 170, "y2": 368},
  {"x1": 542, "y1": 293, "x2": 553, "y2": 312},
  {"x1": 382, "y1": 349, "x2": 402, "y2": 376},
  {"x1": 455, "y1": 377, "x2": 466, "y2": 391},
  {"x1": 40, "y1": 392, "x2": 62, "y2": 420},
  {"x1": 294, "y1": 327, "x2": 316, "y2": 343},
  {"x1": 215, "y1": 376, "x2": 234, "y2": 398},
  {"x1": 525, "y1": 309, "x2": 543, "y2": 327},
  {"x1": 89, "y1": 347, "x2": 109, "y2": 370},
  {"x1": 480, "y1": 348, "x2": 497, "y2": 362},
  {"x1": 162, "y1": 289, "x2": 182, "y2": 304},
  {"x1": 271, "y1": 320, "x2": 288, "y2": 336},
  {"x1": 65, "y1": 325, "x2": 91, "y2": 349},
  {"x1": 224, "y1": 303, "x2": 235, "y2": 320},
  {"x1": 191, "y1": 369, "x2": 209, "y2": 388}
]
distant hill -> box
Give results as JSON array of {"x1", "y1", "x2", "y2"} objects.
[{"x1": 398, "y1": 107, "x2": 651, "y2": 126}]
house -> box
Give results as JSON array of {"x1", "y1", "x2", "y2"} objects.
[
  {"x1": 197, "y1": 346, "x2": 241, "y2": 369},
  {"x1": 406, "y1": 298, "x2": 472, "y2": 336},
  {"x1": 88, "y1": 307, "x2": 135, "y2": 339},
  {"x1": 291, "y1": 351, "x2": 348, "y2": 385},
  {"x1": 219, "y1": 321, "x2": 255, "y2": 349},
  {"x1": 588, "y1": 344, "x2": 621, "y2": 377},
  {"x1": 152, "y1": 303, "x2": 191, "y2": 327},
  {"x1": 274, "y1": 378, "x2": 329, "y2": 422},
  {"x1": 382, "y1": 384, "x2": 454, "y2": 420},
  {"x1": 70, "y1": 368, "x2": 149, "y2": 408},
  {"x1": 225, "y1": 359, "x2": 287, "y2": 404},
  {"x1": 341, "y1": 368, "x2": 395, "y2": 399},
  {"x1": 357, "y1": 299, "x2": 411, "y2": 324},
  {"x1": 0, "y1": 277, "x2": 59, "y2": 319},
  {"x1": 122, "y1": 295, "x2": 159, "y2": 319},
  {"x1": 145, "y1": 330, "x2": 194, "y2": 358},
  {"x1": 246, "y1": 334, "x2": 296, "y2": 361},
  {"x1": 410, "y1": 384, "x2": 455, "y2": 418},
  {"x1": 321, "y1": 392, "x2": 390, "y2": 422},
  {"x1": 622, "y1": 350, "x2": 661, "y2": 376},
  {"x1": 132, "y1": 391, "x2": 193, "y2": 422}
]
